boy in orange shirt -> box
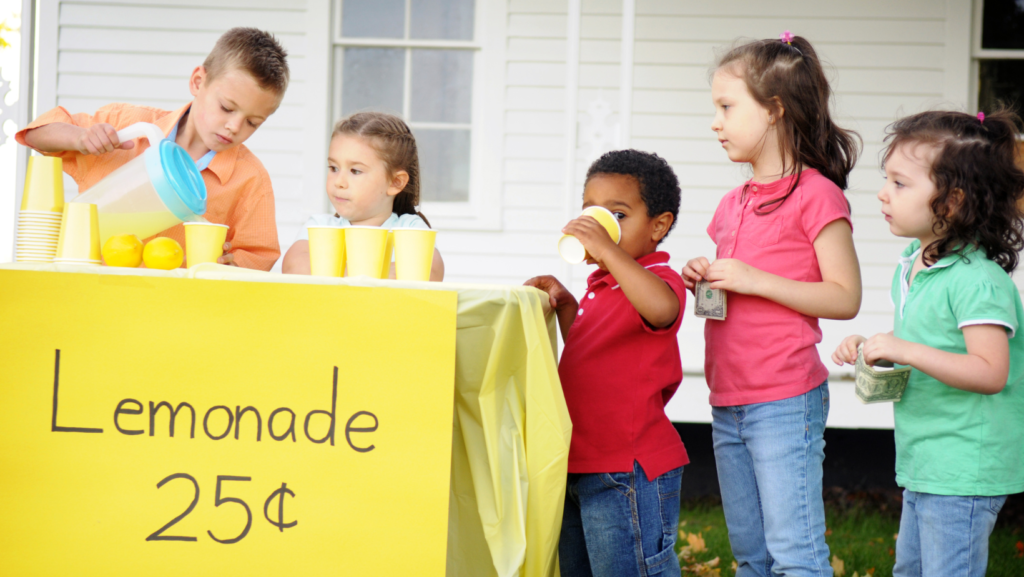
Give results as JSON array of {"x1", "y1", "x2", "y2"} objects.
[{"x1": 17, "y1": 27, "x2": 288, "y2": 270}]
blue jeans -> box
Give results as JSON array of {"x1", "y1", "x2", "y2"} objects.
[
  {"x1": 559, "y1": 461, "x2": 683, "y2": 577},
  {"x1": 711, "y1": 381, "x2": 832, "y2": 577},
  {"x1": 893, "y1": 490, "x2": 1007, "y2": 577}
]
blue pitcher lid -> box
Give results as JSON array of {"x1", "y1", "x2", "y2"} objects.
[{"x1": 145, "y1": 140, "x2": 207, "y2": 220}]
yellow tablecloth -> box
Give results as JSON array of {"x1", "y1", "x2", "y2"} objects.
[{"x1": 0, "y1": 263, "x2": 572, "y2": 577}]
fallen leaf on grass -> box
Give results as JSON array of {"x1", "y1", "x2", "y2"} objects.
[
  {"x1": 831, "y1": 555, "x2": 845, "y2": 577},
  {"x1": 825, "y1": 528, "x2": 833, "y2": 536},
  {"x1": 731, "y1": 561, "x2": 738, "y2": 571},
  {"x1": 686, "y1": 532, "x2": 707, "y2": 553},
  {"x1": 888, "y1": 548, "x2": 894, "y2": 556},
  {"x1": 681, "y1": 556, "x2": 720, "y2": 576},
  {"x1": 1016, "y1": 541, "x2": 1023, "y2": 558},
  {"x1": 867, "y1": 569, "x2": 875, "y2": 575}
]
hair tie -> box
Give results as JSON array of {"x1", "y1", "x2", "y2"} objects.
[
  {"x1": 977, "y1": 112, "x2": 985, "y2": 123},
  {"x1": 780, "y1": 30, "x2": 794, "y2": 45}
]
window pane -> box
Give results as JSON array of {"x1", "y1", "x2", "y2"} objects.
[
  {"x1": 979, "y1": 60, "x2": 1024, "y2": 124},
  {"x1": 342, "y1": 47, "x2": 405, "y2": 116},
  {"x1": 342, "y1": 0, "x2": 405, "y2": 39},
  {"x1": 982, "y1": 0, "x2": 1024, "y2": 50},
  {"x1": 410, "y1": 50, "x2": 473, "y2": 124},
  {"x1": 415, "y1": 129, "x2": 471, "y2": 202},
  {"x1": 410, "y1": 0, "x2": 475, "y2": 40}
]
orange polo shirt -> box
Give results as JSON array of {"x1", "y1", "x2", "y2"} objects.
[{"x1": 16, "y1": 103, "x2": 280, "y2": 271}]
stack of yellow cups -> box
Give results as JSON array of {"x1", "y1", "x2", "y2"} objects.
[{"x1": 16, "y1": 157, "x2": 65, "y2": 263}]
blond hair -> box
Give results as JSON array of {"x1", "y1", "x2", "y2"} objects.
[
  {"x1": 333, "y1": 112, "x2": 429, "y2": 226},
  {"x1": 203, "y1": 27, "x2": 289, "y2": 96}
]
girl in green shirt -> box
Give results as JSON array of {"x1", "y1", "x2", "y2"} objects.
[{"x1": 832, "y1": 109, "x2": 1024, "y2": 577}]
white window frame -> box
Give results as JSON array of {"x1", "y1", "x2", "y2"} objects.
[
  {"x1": 331, "y1": 0, "x2": 505, "y2": 230},
  {"x1": 969, "y1": 0, "x2": 1024, "y2": 114}
]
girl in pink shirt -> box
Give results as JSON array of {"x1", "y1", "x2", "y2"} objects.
[{"x1": 681, "y1": 33, "x2": 862, "y2": 576}]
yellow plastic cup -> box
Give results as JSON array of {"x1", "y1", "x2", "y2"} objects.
[
  {"x1": 394, "y1": 228, "x2": 437, "y2": 282},
  {"x1": 379, "y1": 230, "x2": 395, "y2": 279},
  {"x1": 21, "y1": 157, "x2": 65, "y2": 213},
  {"x1": 55, "y1": 202, "x2": 102, "y2": 262},
  {"x1": 558, "y1": 205, "x2": 622, "y2": 264},
  {"x1": 183, "y1": 222, "x2": 229, "y2": 266},
  {"x1": 345, "y1": 226, "x2": 388, "y2": 278},
  {"x1": 308, "y1": 226, "x2": 346, "y2": 277}
]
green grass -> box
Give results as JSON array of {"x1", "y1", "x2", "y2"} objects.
[{"x1": 675, "y1": 497, "x2": 1024, "y2": 576}]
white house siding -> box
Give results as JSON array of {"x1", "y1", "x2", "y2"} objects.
[{"x1": 32, "y1": 0, "x2": 329, "y2": 266}]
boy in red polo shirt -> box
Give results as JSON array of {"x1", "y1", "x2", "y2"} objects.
[{"x1": 525, "y1": 150, "x2": 688, "y2": 577}]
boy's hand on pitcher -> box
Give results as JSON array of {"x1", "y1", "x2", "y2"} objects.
[
  {"x1": 831, "y1": 335, "x2": 866, "y2": 366},
  {"x1": 681, "y1": 257, "x2": 711, "y2": 291},
  {"x1": 74, "y1": 123, "x2": 135, "y2": 156},
  {"x1": 862, "y1": 332, "x2": 910, "y2": 366},
  {"x1": 562, "y1": 216, "x2": 618, "y2": 268},
  {"x1": 706, "y1": 258, "x2": 763, "y2": 294}
]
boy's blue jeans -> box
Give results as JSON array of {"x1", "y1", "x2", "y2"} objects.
[
  {"x1": 893, "y1": 490, "x2": 1007, "y2": 577},
  {"x1": 559, "y1": 461, "x2": 683, "y2": 577},
  {"x1": 711, "y1": 381, "x2": 832, "y2": 577}
]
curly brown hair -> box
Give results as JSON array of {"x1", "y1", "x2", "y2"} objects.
[
  {"x1": 882, "y1": 108, "x2": 1024, "y2": 273},
  {"x1": 716, "y1": 34, "x2": 861, "y2": 214}
]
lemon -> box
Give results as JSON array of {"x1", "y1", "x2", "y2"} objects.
[
  {"x1": 101, "y1": 234, "x2": 144, "y2": 268},
  {"x1": 143, "y1": 237, "x2": 184, "y2": 270}
]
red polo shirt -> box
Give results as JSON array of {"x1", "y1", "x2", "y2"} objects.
[{"x1": 558, "y1": 251, "x2": 690, "y2": 482}]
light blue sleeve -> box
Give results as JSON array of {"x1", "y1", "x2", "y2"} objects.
[
  {"x1": 294, "y1": 214, "x2": 338, "y2": 242},
  {"x1": 395, "y1": 213, "x2": 430, "y2": 229}
]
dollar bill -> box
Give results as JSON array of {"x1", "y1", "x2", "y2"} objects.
[
  {"x1": 694, "y1": 281, "x2": 726, "y2": 320},
  {"x1": 855, "y1": 343, "x2": 911, "y2": 404}
]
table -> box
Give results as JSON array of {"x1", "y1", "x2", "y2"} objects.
[{"x1": 0, "y1": 263, "x2": 571, "y2": 577}]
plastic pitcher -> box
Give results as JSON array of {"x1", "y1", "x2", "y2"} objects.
[{"x1": 72, "y1": 122, "x2": 207, "y2": 245}]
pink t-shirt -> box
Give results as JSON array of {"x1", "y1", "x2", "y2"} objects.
[{"x1": 705, "y1": 169, "x2": 851, "y2": 406}]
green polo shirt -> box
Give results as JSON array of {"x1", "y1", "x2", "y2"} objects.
[{"x1": 891, "y1": 240, "x2": 1024, "y2": 496}]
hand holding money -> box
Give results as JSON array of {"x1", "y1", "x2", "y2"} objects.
[
  {"x1": 694, "y1": 280, "x2": 727, "y2": 320},
  {"x1": 855, "y1": 343, "x2": 911, "y2": 404}
]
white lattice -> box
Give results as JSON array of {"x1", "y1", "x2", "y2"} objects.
[{"x1": 0, "y1": 68, "x2": 14, "y2": 146}]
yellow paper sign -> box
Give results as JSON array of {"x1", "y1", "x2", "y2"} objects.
[{"x1": 0, "y1": 270, "x2": 457, "y2": 576}]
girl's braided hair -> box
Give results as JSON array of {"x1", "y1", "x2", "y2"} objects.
[
  {"x1": 333, "y1": 112, "x2": 430, "y2": 226},
  {"x1": 882, "y1": 108, "x2": 1024, "y2": 273}
]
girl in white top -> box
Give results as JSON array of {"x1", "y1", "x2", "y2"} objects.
[{"x1": 282, "y1": 112, "x2": 444, "y2": 280}]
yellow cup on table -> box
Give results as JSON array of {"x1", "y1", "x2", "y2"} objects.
[
  {"x1": 183, "y1": 222, "x2": 229, "y2": 266},
  {"x1": 21, "y1": 157, "x2": 65, "y2": 213},
  {"x1": 308, "y1": 226, "x2": 346, "y2": 277},
  {"x1": 394, "y1": 228, "x2": 437, "y2": 282},
  {"x1": 557, "y1": 205, "x2": 621, "y2": 264},
  {"x1": 55, "y1": 202, "x2": 102, "y2": 264},
  {"x1": 345, "y1": 226, "x2": 388, "y2": 278},
  {"x1": 379, "y1": 230, "x2": 395, "y2": 279}
]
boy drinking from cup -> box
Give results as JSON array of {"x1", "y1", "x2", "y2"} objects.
[
  {"x1": 17, "y1": 27, "x2": 288, "y2": 270},
  {"x1": 524, "y1": 149, "x2": 689, "y2": 577}
]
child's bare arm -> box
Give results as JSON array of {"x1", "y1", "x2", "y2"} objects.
[
  {"x1": 23, "y1": 122, "x2": 134, "y2": 155},
  {"x1": 282, "y1": 240, "x2": 311, "y2": 274},
  {"x1": 860, "y1": 327, "x2": 1009, "y2": 395},
  {"x1": 429, "y1": 248, "x2": 444, "y2": 281},
  {"x1": 564, "y1": 217, "x2": 678, "y2": 328},
  {"x1": 524, "y1": 275, "x2": 579, "y2": 342},
  {"x1": 704, "y1": 219, "x2": 861, "y2": 320}
]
